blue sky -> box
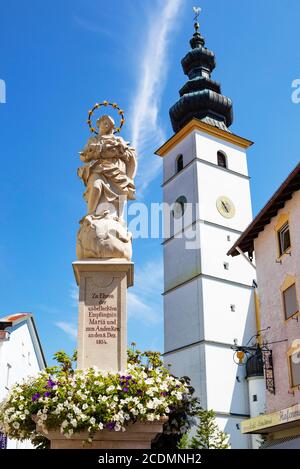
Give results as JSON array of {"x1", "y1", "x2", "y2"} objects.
[{"x1": 0, "y1": 0, "x2": 299, "y2": 364}]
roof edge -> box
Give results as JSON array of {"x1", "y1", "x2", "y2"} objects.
[
  {"x1": 228, "y1": 162, "x2": 300, "y2": 257},
  {"x1": 155, "y1": 118, "x2": 253, "y2": 157}
]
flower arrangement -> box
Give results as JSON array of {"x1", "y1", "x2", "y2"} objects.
[{"x1": 0, "y1": 345, "x2": 195, "y2": 446}]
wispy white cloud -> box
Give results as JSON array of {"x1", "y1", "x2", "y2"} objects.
[
  {"x1": 73, "y1": 15, "x2": 115, "y2": 38},
  {"x1": 70, "y1": 282, "x2": 79, "y2": 308},
  {"x1": 55, "y1": 321, "x2": 77, "y2": 340},
  {"x1": 129, "y1": 0, "x2": 183, "y2": 193},
  {"x1": 128, "y1": 259, "x2": 163, "y2": 326}
]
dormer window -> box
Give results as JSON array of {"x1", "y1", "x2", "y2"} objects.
[
  {"x1": 176, "y1": 154, "x2": 183, "y2": 173},
  {"x1": 217, "y1": 151, "x2": 227, "y2": 169}
]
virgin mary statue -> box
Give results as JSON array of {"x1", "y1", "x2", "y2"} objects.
[{"x1": 76, "y1": 114, "x2": 137, "y2": 260}]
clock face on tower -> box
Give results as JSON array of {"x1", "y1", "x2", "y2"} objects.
[{"x1": 216, "y1": 196, "x2": 235, "y2": 219}]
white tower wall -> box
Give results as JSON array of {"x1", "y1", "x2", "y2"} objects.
[{"x1": 162, "y1": 128, "x2": 256, "y2": 449}]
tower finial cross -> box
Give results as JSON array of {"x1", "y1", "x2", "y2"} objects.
[{"x1": 193, "y1": 6, "x2": 202, "y2": 23}]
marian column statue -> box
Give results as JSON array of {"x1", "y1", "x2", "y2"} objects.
[
  {"x1": 73, "y1": 101, "x2": 135, "y2": 372},
  {"x1": 76, "y1": 107, "x2": 137, "y2": 260}
]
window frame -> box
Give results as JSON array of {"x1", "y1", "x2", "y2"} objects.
[
  {"x1": 176, "y1": 154, "x2": 183, "y2": 173},
  {"x1": 217, "y1": 151, "x2": 227, "y2": 169},
  {"x1": 278, "y1": 222, "x2": 291, "y2": 256},
  {"x1": 287, "y1": 344, "x2": 300, "y2": 390},
  {"x1": 275, "y1": 213, "x2": 292, "y2": 259},
  {"x1": 281, "y1": 275, "x2": 299, "y2": 322}
]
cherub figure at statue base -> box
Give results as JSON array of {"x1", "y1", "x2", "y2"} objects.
[
  {"x1": 76, "y1": 211, "x2": 132, "y2": 260},
  {"x1": 76, "y1": 113, "x2": 137, "y2": 261}
]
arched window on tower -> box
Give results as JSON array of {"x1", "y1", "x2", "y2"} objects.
[
  {"x1": 176, "y1": 154, "x2": 183, "y2": 173},
  {"x1": 217, "y1": 151, "x2": 227, "y2": 169}
]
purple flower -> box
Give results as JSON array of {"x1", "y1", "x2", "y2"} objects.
[
  {"x1": 175, "y1": 385, "x2": 180, "y2": 388},
  {"x1": 125, "y1": 375, "x2": 132, "y2": 380},
  {"x1": 46, "y1": 379, "x2": 56, "y2": 389},
  {"x1": 123, "y1": 387, "x2": 129, "y2": 392},
  {"x1": 44, "y1": 392, "x2": 51, "y2": 397},
  {"x1": 160, "y1": 391, "x2": 168, "y2": 397},
  {"x1": 32, "y1": 393, "x2": 40, "y2": 402},
  {"x1": 106, "y1": 422, "x2": 116, "y2": 430},
  {"x1": 137, "y1": 389, "x2": 143, "y2": 395}
]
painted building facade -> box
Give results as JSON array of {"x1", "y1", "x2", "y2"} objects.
[
  {"x1": 229, "y1": 163, "x2": 300, "y2": 448},
  {"x1": 0, "y1": 313, "x2": 46, "y2": 449}
]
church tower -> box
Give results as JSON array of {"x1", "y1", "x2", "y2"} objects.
[{"x1": 156, "y1": 17, "x2": 257, "y2": 448}]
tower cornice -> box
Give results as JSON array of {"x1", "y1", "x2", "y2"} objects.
[{"x1": 155, "y1": 118, "x2": 253, "y2": 157}]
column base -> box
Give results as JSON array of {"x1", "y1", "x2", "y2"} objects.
[{"x1": 35, "y1": 418, "x2": 167, "y2": 449}]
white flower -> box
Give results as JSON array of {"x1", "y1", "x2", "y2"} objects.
[
  {"x1": 145, "y1": 378, "x2": 154, "y2": 385},
  {"x1": 13, "y1": 421, "x2": 20, "y2": 429},
  {"x1": 71, "y1": 419, "x2": 78, "y2": 428},
  {"x1": 61, "y1": 420, "x2": 68, "y2": 428},
  {"x1": 98, "y1": 422, "x2": 104, "y2": 430},
  {"x1": 106, "y1": 385, "x2": 115, "y2": 393},
  {"x1": 146, "y1": 414, "x2": 155, "y2": 421},
  {"x1": 89, "y1": 417, "x2": 96, "y2": 425},
  {"x1": 82, "y1": 403, "x2": 88, "y2": 410},
  {"x1": 146, "y1": 401, "x2": 155, "y2": 410}
]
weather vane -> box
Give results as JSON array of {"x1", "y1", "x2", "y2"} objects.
[{"x1": 193, "y1": 6, "x2": 202, "y2": 31}]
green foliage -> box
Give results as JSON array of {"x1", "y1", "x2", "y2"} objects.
[
  {"x1": 52, "y1": 350, "x2": 77, "y2": 373},
  {"x1": 152, "y1": 376, "x2": 201, "y2": 450},
  {"x1": 191, "y1": 409, "x2": 230, "y2": 449},
  {"x1": 178, "y1": 409, "x2": 230, "y2": 449},
  {"x1": 177, "y1": 431, "x2": 190, "y2": 449}
]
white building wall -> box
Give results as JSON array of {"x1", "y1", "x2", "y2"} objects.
[
  {"x1": 164, "y1": 278, "x2": 204, "y2": 352},
  {"x1": 247, "y1": 377, "x2": 266, "y2": 449},
  {"x1": 195, "y1": 131, "x2": 249, "y2": 175},
  {"x1": 164, "y1": 344, "x2": 207, "y2": 408},
  {"x1": 195, "y1": 161, "x2": 252, "y2": 232},
  {"x1": 201, "y1": 277, "x2": 255, "y2": 345},
  {"x1": 0, "y1": 321, "x2": 44, "y2": 449},
  {"x1": 199, "y1": 222, "x2": 254, "y2": 285},
  {"x1": 162, "y1": 129, "x2": 257, "y2": 449}
]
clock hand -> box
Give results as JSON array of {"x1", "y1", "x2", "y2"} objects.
[{"x1": 222, "y1": 201, "x2": 229, "y2": 213}]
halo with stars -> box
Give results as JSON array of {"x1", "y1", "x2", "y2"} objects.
[{"x1": 86, "y1": 100, "x2": 125, "y2": 135}]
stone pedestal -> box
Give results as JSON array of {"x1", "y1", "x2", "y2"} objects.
[
  {"x1": 34, "y1": 418, "x2": 167, "y2": 449},
  {"x1": 73, "y1": 259, "x2": 134, "y2": 372}
]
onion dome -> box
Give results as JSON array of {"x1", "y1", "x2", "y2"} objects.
[
  {"x1": 169, "y1": 20, "x2": 233, "y2": 133},
  {"x1": 246, "y1": 347, "x2": 264, "y2": 378}
]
